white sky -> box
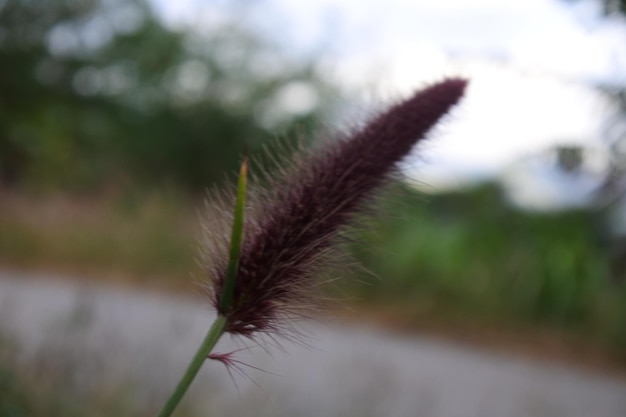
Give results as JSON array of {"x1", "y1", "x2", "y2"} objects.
[{"x1": 153, "y1": 0, "x2": 626, "y2": 191}]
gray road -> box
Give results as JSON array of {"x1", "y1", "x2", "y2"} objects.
[{"x1": 1, "y1": 270, "x2": 626, "y2": 417}]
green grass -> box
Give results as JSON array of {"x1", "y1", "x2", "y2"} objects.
[
  {"x1": 0, "y1": 332, "x2": 176, "y2": 417},
  {"x1": 345, "y1": 183, "x2": 626, "y2": 353},
  {"x1": 0, "y1": 334, "x2": 105, "y2": 417},
  {"x1": 0, "y1": 189, "x2": 199, "y2": 287}
]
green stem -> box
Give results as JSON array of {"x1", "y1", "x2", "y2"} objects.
[
  {"x1": 219, "y1": 155, "x2": 247, "y2": 312},
  {"x1": 157, "y1": 315, "x2": 227, "y2": 417}
]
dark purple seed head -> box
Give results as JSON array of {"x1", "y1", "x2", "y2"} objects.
[{"x1": 204, "y1": 78, "x2": 468, "y2": 337}]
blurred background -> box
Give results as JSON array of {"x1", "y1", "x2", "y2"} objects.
[{"x1": 1, "y1": 0, "x2": 626, "y2": 416}]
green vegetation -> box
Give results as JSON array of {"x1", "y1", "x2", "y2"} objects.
[
  {"x1": 0, "y1": 363, "x2": 127, "y2": 417},
  {"x1": 0, "y1": 0, "x2": 335, "y2": 193},
  {"x1": 0, "y1": 190, "x2": 198, "y2": 286},
  {"x1": 347, "y1": 183, "x2": 626, "y2": 350},
  {"x1": 0, "y1": 335, "x2": 138, "y2": 417}
]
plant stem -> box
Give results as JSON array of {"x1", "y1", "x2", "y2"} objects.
[
  {"x1": 157, "y1": 315, "x2": 227, "y2": 417},
  {"x1": 219, "y1": 155, "x2": 247, "y2": 313}
]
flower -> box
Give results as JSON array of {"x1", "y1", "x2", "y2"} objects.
[{"x1": 205, "y1": 78, "x2": 468, "y2": 337}]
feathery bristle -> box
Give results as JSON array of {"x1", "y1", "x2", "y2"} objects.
[{"x1": 207, "y1": 78, "x2": 468, "y2": 337}]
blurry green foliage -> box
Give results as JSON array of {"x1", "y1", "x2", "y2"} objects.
[
  {"x1": 0, "y1": 0, "x2": 335, "y2": 192},
  {"x1": 0, "y1": 363, "x2": 26, "y2": 417},
  {"x1": 347, "y1": 183, "x2": 626, "y2": 346},
  {"x1": 0, "y1": 190, "x2": 197, "y2": 282},
  {"x1": 0, "y1": 357, "x2": 136, "y2": 417}
]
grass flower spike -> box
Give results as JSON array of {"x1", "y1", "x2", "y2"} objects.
[
  {"x1": 157, "y1": 78, "x2": 467, "y2": 417},
  {"x1": 210, "y1": 78, "x2": 468, "y2": 337}
]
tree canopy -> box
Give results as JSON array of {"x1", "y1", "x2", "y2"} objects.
[{"x1": 0, "y1": 0, "x2": 336, "y2": 192}]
